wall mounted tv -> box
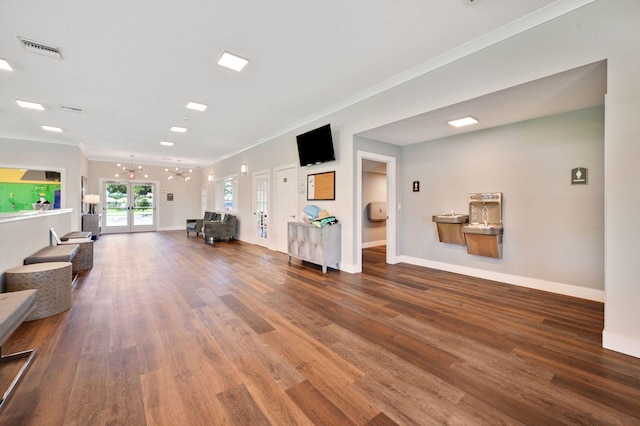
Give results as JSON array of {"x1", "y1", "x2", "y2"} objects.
[{"x1": 296, "y1": 124, "x2": 335, "y2": 166}]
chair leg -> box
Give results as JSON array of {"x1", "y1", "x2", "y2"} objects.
[{"x1": 0, "y1": 347, "x2": 38, "y2": 412}]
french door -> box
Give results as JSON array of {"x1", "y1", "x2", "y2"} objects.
[
  {"x1": 102, "y1": 181, "x2": 156, "y2": 233},
  {"x1": 253, "y1": 171, "x2": 269, "y2": 247}
]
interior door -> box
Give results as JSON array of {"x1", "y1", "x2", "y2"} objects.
[
  {"x1": 253, "y1": 171, "x2": 269, "y2": 247},
  {"x1": 102, "y1": 181, "x2": 156, "y2": 233},
  {"x1": 275, "y1": 166, "x2": 297, "y2": 253}
]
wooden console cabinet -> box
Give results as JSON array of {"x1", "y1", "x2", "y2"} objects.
[{"x1": 287, "y1": 222, "x2": 341, "y2": 273}]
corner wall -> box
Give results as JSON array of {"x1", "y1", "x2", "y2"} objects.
[{"x1": 402, "y1": 107, "x2": 604, "y2": 297}]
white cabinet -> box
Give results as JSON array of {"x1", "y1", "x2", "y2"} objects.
[
  {"x1": 288, "y1": 222, "x2": 341, "y2": 273},
  {"x1": 82, "y1": 214, "x2": 102, "y2": 239}
]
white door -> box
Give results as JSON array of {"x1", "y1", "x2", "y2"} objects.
[
  {"x1": 102, "y1": 181, "x2": 157, "y2": 233},
  {"x1": 275, "y1": 165, "x2": 298, "y2": 253},
  {"x1": 253, "y1": 171, "x2": 269, "y2": 248}
]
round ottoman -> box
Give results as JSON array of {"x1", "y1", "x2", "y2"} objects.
[{"x1": 5, "y1": 262, "x2": 72, "y2": 321}]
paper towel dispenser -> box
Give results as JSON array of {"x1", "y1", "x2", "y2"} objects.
[{"x1": 367, "y1": 201, "x2": 387, "y2": 222}]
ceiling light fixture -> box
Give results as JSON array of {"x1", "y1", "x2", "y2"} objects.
[
  {"x1": 160, "y1": 141, "x2": 174, "y2": 146},
  {"x1": 170, "y1": 126, "x2": 187, "y2": 133},
  {"x1": 115, "y1": 156, "x2": 148, "y2": 179},
  {"x1": 42, "y1": 125, "x2": 62, "y2": 132},
  {"x1": 165, "y1": 166, "x2": 192, "y2": 181},
  {"x1": 16, "y1": 100, "x2": 44, "y2": 110},
  {"x1": 0, "y1": 58, "x2": 13, "y2": 71},
  {"x1": 186, "y1": 101, "x2": 207, "y2": 111},
  {"x1": 217, "y1": 51, "x2": 249, "y2": 72},
  {"x1": 448, "y1": 116, "x2": 479, "y2": 128}
]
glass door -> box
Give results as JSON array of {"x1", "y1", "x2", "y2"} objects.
[
  {"x1": 102, "y1": 181, "x2": 156, "y2": 233},
  {"x1": 253, "y1": 171, "x2": 269, "y2": 247}
]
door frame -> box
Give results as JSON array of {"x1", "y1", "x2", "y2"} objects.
[
  {"x1": 252, "y1": 169, "x2": 270, "y2": 248},
  {"x1": 274, "y1": 163, "x2": 298, "y2": 254},
  {"x1": 355, "y1": 151, "x2": 397, "y2": 272},
  {"x1": 99, "y1": 178, "x2": 159, "y2": 234}
]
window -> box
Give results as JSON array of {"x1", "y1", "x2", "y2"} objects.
[{"x1": 215, "y1": 175, "x2": 238, "y2": 212}]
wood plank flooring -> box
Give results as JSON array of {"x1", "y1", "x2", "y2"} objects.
[{"x1": 1, "y1": 231, "x2": 639, "y2": 425}]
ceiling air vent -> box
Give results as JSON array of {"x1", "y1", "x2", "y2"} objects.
[
  {"x1": 59, "y1": 105, "x2": 84, "y2": 113},
  {"x1": 17, "y1": 37, "x2": 62, "y2": 59}
]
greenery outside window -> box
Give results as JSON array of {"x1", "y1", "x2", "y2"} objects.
[{"x1": 215, "y1": 175, "x2": 238, "y2": 212}]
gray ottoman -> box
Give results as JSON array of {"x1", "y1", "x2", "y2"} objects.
[
  {"x1": 6, "y1": 262, "x2": 72, "y2": 321},
  {"x1": 60, "y1": 238, "x2": 93, "y2": 272}
]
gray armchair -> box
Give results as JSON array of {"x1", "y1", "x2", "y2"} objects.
[
  {"x1": 203, "y1": 214, "x2": 237, "y2": 243},
  {"x1": 186, "y1": 211, "x2": 221, "y2": 237}
]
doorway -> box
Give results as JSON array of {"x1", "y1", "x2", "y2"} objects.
[
  {"x1": 356, "y1": 151, "x2": 396, "y2": 272},
  {"x1": 274, "y1": 164, "x2": 297, "y2": 253},
  {"x1": 101, "y1": 180, "x2": 157, "y2": 233},
  {"x1": 253, "y1": 171, "x2": 269, "y2": 248}
]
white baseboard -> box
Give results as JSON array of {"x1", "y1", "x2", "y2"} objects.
[
  {"x1": 339, "y1": 262, "x2": 359, "y2": 274},
  {"x1": 362, "y1": 240, "x2": 386, "y2": 249},
  {"x1": 396, "y1": 255, "x2": 605, "y2": 302},
  {"x1": 603, "y1": 330, "x2": 640, "y2": 359}
]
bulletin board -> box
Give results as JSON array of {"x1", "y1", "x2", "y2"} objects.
[{"x1": 307, "y1": 171, "x2": 335, "y2": 201}]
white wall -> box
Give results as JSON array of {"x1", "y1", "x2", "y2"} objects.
[
  {"x1": 87, "y1": 160, "x2": 202, "y2": 230},
  {"x1": 0, "y1": 210, "x2": 73, "y2": 292},
  {"x1": 0, "y1": 137, "x2": 82, "y2": 230},
  {"x1": 208, "y1": 1, "x2": 640, "y2": 357},
  {"x1": 362, "y1": 171, "x2": 387, "y2": 246},
  {"x1": 402, "y1": 107, "x2": 603, "y2": 292},
  {"x1": 3, "y1": 1, "x2": 638, "y2": 357}
]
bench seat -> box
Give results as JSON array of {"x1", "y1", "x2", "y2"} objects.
[
  {"x1": 0, "y1": 289, "x2": 38, "y2": 412},
  {"x1": 24, "y1": 244, "x2": 79, "y2": 265},
  {"x1": 61, "y1": 231, "x2": 92, "y2": 241}
]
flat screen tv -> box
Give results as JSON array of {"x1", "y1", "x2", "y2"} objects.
[{"x1": 296, "y1": 124, "x2": 335, "y2": 166}]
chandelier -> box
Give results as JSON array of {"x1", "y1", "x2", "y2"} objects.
[
  {"x1": 165, "y1": 166, "x2": 192, "y2": 181},
  {"x1": 115, "y1": 156, "x2": 148, "y2": 179}
]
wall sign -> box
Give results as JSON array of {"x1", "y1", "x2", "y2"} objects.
[
  {"x1": 167, "y1": 193, "x2": 174, "y2": 201},
  {"x1": 571, "y1": 167, "x2": 588, "y2": 185},
  {"x1": 413, "y1": 181, "x2": 420, "y2": 192}
]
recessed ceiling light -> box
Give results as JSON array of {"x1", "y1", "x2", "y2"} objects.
[
  {"x1": 16, "y1": 100, "x2": 44, "y2": 110},
  {"x1": 0, "y1": 58, "x2": 13, "y2": 71},
  {"x1": 448, "y1": 116, "x2": 479, "y2": 128},
  {"x1": 170, "y1": 126, "x2": 187, "y2": 133},
  {"x1": 217, "y1": 51, "x2": 249, "y2": 72},
  {"x1": 160, "y1": 141, "x2": 174, "y2": 146},
  {"x1": 42, "y1": 125, "x2": 62, "y2": 132},
  {"x1": 186, "y1": 101, "x2": 207, "y2": 111}
]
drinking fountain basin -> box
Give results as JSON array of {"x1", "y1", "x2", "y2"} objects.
[
  {"x1": 432, "y1": 213, "x2": 468, "y2": 245},
  {"x1": 461, "y1": 223, "x2": 503, "y2": 235},
  {"x1": 432, "y1": 213, "x2": 469, "y2": 224}
]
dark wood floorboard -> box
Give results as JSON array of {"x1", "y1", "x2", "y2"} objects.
[{"x1": 1, "y1": 233, "x2": 639, "y2": 425}]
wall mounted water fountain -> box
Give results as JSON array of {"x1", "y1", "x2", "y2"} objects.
[
  {"x1": 432, "y1": 211, "x2": 469, "y2": 245},
  {"x1": 461, "y1": 192, "x2": 504, "y2": 258}
]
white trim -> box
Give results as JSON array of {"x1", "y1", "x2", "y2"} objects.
[
  {"x1": 362, "y1": 240, "x2": 386, "y2": 249},
  {"x1": 273, "y1": 163, "x2": 298, "y2": 253},
  {"x1": 203, "y1": 0, "x2": 595, "y2": 167},
  {"x1": 356, "y1": 151, "x2": 397, "y2": 273},
  {"x1": 252, "y1": 169, "x2": 270, "y2": 249},
  {"x1": 215, "y1": 173, "x2": 239, "y2": 213},
  {"x1": 603, "y1": 331, "x2": 640, "y2": 359},
  {"x1": 338, "y1": 262, "x2": 359, "y2": 274},
  {"x1": 396, "y1": 255, "x2": 605, "y2": 302}
]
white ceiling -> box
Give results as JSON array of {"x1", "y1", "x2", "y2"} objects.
[
  {"x1": 0, "y1": 0, "x2": 592, "y2": 168},
  {"x1": 359, "y1": 60, "x2": 606, "y2": 145}
]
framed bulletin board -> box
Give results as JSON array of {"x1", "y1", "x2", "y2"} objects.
[{"x1": 307, "y1": 171, "x2": 335, "y2": 201}]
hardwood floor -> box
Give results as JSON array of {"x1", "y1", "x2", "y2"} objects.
[{"x1": 1, "y1": 232, "x2": 639, "y2": 425}]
